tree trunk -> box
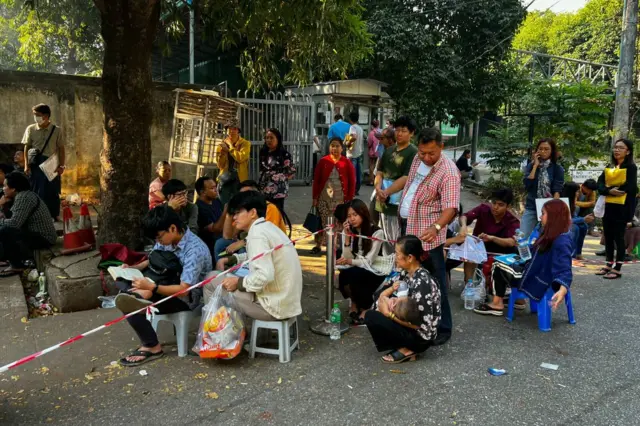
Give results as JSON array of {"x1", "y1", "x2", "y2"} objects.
[{"x1": 94, "y1": 0, "x2": 160, "y2": 248}]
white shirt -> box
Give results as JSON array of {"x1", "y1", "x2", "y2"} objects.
[
  {"x1": 399, "y1": 162, "x2": 432, "y2": 218},
  {"x1": 346, "y1": 124, "x2": 364, "y2": 159},
  {"x1": 311, "y1": 128, "x2": 321, "y2": 154},
  {"x1": 234, "y1": 218, "x2": 303, "y2": 319}
]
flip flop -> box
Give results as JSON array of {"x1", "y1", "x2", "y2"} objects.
[
  {"x1": 603, "y1": 271, "x2": 622, "y2": 280},
  {"x1": 119, "y1": 350, "x2": 164, "y2": 367},
  {"x1": 595, "y1": 267, "x2": 612, "y2": 276},
  {"x1": 381, "y1": 350, "x2": 417, "y2": 364}
]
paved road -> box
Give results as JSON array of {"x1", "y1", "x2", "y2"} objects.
[{"x1": 1, "y1": 186, "x2": 639, "y2": 425}]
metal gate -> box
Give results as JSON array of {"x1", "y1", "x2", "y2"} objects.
[{"x1": 234, "y1": 91, "x2": 316, "y2": 185}]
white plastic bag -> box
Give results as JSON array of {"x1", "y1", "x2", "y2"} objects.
[
  {"x1": 459, "y1": 268, "x2": 486, "y2": 303},
  {"x1": 448, "y1": 235, "x2": 488, "y2": 264},
  {"x1": 594, "y1": 195, "x2": 606, "y2": 218},
  {"x1": 193, "y1": 284, "x2": 246, "y2": 359}
]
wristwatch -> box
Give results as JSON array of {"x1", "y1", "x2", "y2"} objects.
[{"x1": 433, "y1": 223, "x2": 442, "y2": 232}]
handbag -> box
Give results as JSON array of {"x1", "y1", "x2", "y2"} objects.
[
  {"x1": 303, "y1": 206, "x2": 323, "y2": 233},
  {"x1": 28, "y1": 125, "x2": 56, "y2": 167},
  {"x1": 365, "y1": 254, "x2": 396, "y2": 276}
]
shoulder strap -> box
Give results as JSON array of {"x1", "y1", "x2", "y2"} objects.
[{"x1": 41, "y1": 125, "x2": 56, "y2": 154}]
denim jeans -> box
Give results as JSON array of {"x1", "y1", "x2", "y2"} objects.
[
  {"x1": 520, "y1": 208, "x2": 539, "y2": 238},
  {"x1": 213, "y1": 238, "x2": 246, "y2": 263},
  {"x1": 571, "y1": 222, "x2": 588, "y2": 257},
  {"x1": 350, "y1": 156, "x2": 362, "y2": 194}
]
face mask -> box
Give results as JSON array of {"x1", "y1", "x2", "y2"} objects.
[{"x1": 34, "y1": 116, "x2": 44, "y2": 125}]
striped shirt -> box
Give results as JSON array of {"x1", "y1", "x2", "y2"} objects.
[{"x1": 0, "y1": 191, "x2": 57, "y2": 244}]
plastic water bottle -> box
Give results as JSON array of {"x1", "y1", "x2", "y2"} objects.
[
  {"x1": 37, "y1": 272, "x2": 47, "y2": 298},
  {"x1": 515, "y1": 229, "x2": 532, "y2": 261},
  {"x1": 330, "y1": 303, "x2": 341, "y2": 340},
  {"x1": 396, "y1": 281, "x2": 409, "y2": 297},
  {"x1": 464, "y1": 280, "x2": 475, "y2": 310}
]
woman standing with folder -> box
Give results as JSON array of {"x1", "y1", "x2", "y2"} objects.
[{"x1": 597, "y1": 139, "x2": 637, "y2": 279}]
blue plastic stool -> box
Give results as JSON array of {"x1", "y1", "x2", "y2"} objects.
[{"x1": 506, "y1": 287, "x2": 576, "y2": 332}]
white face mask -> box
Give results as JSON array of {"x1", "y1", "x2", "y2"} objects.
[{"x1": 34, "y1": 115, "x2": 44, "y2": 125}]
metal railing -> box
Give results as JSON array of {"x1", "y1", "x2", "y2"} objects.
[
  {"x1": 513, "y1": 50, "x2": 634, "y2": 89},
  {"x1": 234, "y1": 91, "x2": 316, "y2": 185}
]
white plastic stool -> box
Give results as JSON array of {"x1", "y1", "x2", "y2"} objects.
[
  {"x1": 249, "y1": 317, "x2": 299, "y2": 363},
  {"x1": 151, "y1": 307, "x2": 201, "y2": 357}
]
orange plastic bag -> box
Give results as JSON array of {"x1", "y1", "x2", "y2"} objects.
[{"x1": 194, "y1": 285, "x2": 246, "y2": 359}]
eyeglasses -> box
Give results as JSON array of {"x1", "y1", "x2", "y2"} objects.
[{"x1": 613, "y1": 146, "x2": 627, "y2": 151}]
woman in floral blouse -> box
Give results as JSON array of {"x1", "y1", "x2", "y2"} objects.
[
  {"x1": 259, "y1": 128, "x2": 296, "y2": 211},
  {"x1": 364, "y1": 235, "x2": 441, "y2": 364}
]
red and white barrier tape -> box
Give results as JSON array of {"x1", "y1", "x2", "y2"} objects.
[
  {"x1": 0, "y1": 227, "x2": 327, "y2": 374},
  {"x1": 339, "y1": 231, "x2": 640, "y2": 265}
]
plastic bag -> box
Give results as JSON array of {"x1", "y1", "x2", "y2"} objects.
[
  {"x1": 193, "y1": 285, "x2": 246, "y2": 359},
  {"x1": 448, "y1": 235, "x2": 488, "y2": 264},
  {"x1": 594, "y1": 195, "x2": 606, "y2": 218},
  {"x1": 459, "y1": 268, "x2": 486, "y2": 304}
]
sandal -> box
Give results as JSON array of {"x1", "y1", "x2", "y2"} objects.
[
  {"x1": 309, "y1": 246, "x2": 322, "y2": 255},
  {"x1": 119, "y1": 350, "x2": 164, "y2": 367},
  {"x1": 595, "y1": 267, "x2": 612, "y2": 276},
  {"x1": 381, "y1": 350, "x2": 417, "y2": 364},
  {"x1": 603, "y1": 271, "x2": 622, "y2": 280}
]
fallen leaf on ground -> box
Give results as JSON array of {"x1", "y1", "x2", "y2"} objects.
[
  {"x1": 11, "y1": 376, "x2": 19, "y2": 381},
  {"x1": 205, "y1": 392, "x2": 219, "y2": 399},
  {"x1": 194, "y1": 373, "x2": 208, "y2": 379},
  {"x1": 217, "y1": 407, "x2": 225, "y2": 412},
  {"x1": 277, "y1": 377, "x2": 282, "y2": 384},
  {"x1": 20, "y1": 317, "x2": 28, "y2": 323},
  {"x1": 139, "y1": 370, "x2": 148, "y2": 376},
  {"x1": 389, "y1": 369, "x2": 406, "y2": 374}
]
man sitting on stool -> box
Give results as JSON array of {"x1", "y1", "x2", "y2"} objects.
[
  {"x1": 115, "y1": 205, "x2": 212, "y2": 367},
  {"x1": 204, "y1": 191, "x2": 302, "y2": 322}
]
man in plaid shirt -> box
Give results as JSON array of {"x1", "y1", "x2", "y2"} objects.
[{"x1": 398, "y1": 127, "x2": 461, "y2": 345}]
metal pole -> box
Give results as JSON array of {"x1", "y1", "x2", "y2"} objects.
[
  {"x1": 472, "y1": 120, "x2": 480, "y2": 163},
  {"x1": 612, "y1": 0, "x2": 638, "y2": 142},
  {"x1": 189, "y1": 7, "x2": 195, "y2": 84},
  {"x1": 311, "y1": 216, "x2": 349, "y2": 336}
]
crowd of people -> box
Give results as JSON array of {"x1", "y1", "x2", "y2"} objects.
[{"x1": 104, "y1": 109, "x2": 635, "y2": 367}]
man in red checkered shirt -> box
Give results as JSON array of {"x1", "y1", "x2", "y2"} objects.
[{"x1": 398, "y1": 127, "x2": 461, "y2": 345}]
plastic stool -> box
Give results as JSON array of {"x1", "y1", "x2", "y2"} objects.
[
  {"x1": 151, "y1": 307, "x2": 201, "y2": 357},
  {"x1": 249, "y1": 317, "x2": 299, "y2": 363},
  {"x1": 506, "y1": 287, "x2": 575, "y2": 332}
]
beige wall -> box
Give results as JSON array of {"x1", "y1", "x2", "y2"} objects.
[{"x1": 0, "y1": 70, "x2": 197, "y2": 201}]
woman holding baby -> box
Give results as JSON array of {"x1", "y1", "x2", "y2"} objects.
[{"x1": 364, "y1": 235, "x2": 441, "y2": 364}]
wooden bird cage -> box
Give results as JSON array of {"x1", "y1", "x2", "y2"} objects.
[{"x1": 168, "y1": 89, "x2": 248, "y2": 169}]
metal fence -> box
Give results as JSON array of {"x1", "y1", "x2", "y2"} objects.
[{"x1": 234, "y1": 91, "x2": 316, "y2": 185}]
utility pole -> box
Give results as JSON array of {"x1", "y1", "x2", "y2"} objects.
[{"x1": 612, "y1": 0, "x2": 638, "y2": 143}]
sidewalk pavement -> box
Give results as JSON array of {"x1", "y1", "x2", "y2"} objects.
[{"x1": 2, "y1": 187, "x2": 640, "y2": 425}]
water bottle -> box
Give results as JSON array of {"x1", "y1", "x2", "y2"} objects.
[
  {"x1": 529, "y1": 226, "x2": 540, "y2": 246},
  {"x1": 37, "y1": 272, "x2": 47, "y2": 298},
  {"x1": 330, "y1": 303, "x2": 341, "y2": 340},
  {"x1": 463, "y1": 280, "x2": 475, "y2": 310},
  {"x1": 396, "y1": 281, "x2": 409, "y2": 297},
  {"x1": 515, "y1": 229, "x2": 532, "y2": 261}
]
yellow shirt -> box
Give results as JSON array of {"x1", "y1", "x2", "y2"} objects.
[
  {"x1": 266, "y1": 202, "x2": 287, "y2": 234},
  {"x1": 216, "y1": 137, "x2": 251, "y2": 182}
]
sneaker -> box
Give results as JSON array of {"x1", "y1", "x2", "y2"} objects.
[
  {"x1": 473, "y1": 303, "x2": 504, "y2": 316},
  {"x1": 115, "y1": 293, "x2": 152, "y2": 314}
]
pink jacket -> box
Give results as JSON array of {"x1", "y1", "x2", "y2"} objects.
[{"x1": 367, "y1": 129, "x2": 380, "y2": 158}]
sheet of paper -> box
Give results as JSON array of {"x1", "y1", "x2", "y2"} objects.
[
  {"x1": 108, "y1": 266, "x2": 144, "y2": 281},
  {"x1": 39, "y1": 153, "x2": 59, "y2": 182}
]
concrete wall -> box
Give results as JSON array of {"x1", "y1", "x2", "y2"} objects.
[{"x1": 0, "y1": 70, "x2": 198, "y2": 201}]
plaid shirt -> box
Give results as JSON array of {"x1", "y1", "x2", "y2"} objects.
[{"x1": 399, "y1": 155, "x2": 461, "y2": 251}]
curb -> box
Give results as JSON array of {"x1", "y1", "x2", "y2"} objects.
[{"x1": 0, "y1": 275, "x2": 29, "y2": 321}]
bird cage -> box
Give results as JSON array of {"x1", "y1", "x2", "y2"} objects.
[{"x1": 168, "y1": 89, "x2": 248, "y2": 167}]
